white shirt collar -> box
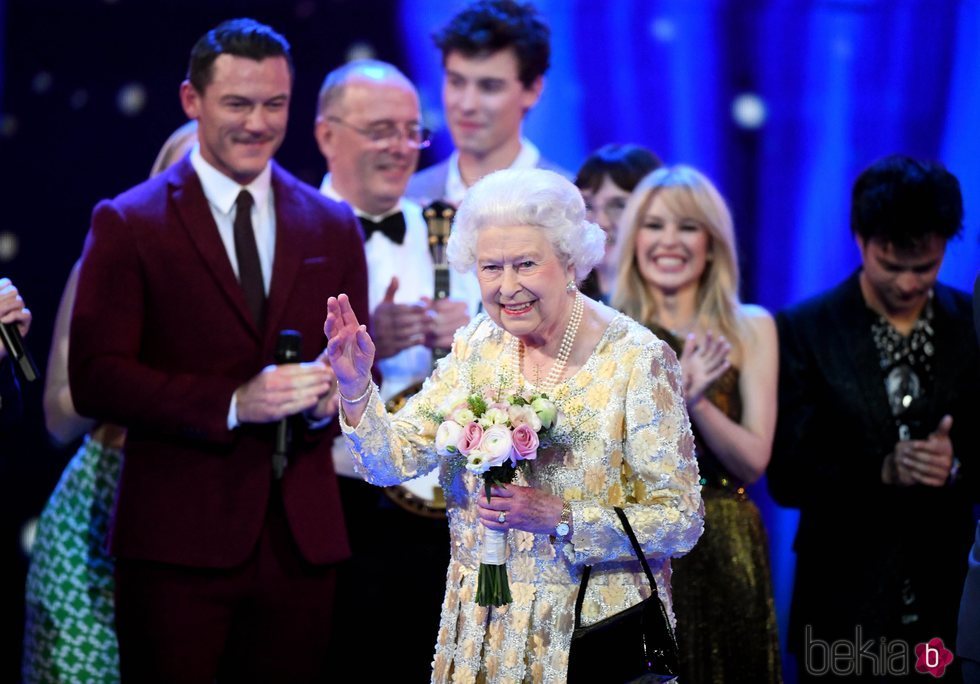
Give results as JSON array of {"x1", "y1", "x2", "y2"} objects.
[
  {"x1": 319, "y1": 173, "x2": 403, "y2": 222},
  {"x1": 191, "y1": 144, "x2": 272, "y2": 215},
  {"x1": 445, "y1": 137, "x2": 541, "y2": 203}
]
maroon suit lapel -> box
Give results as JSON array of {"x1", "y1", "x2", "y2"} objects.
[
  {"x1": 169, "y1": 159, "x2": 261, "y2": 340},
  {"x1": 265, "y1": 163, "x2": 305, "y2": 341}
]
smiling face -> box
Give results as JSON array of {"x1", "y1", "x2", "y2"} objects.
[
  {"x1": 857, "y1": 234, "x2": 945, "y2": 318},
  {"x1": 443, "y1": 49, "x2": 542, "y2": 162},
  {"x1": 316, "y1": 77, "x2": 421, "y2": 215},
  {"x1": 180, "y1": 54, "x2": 290, "y2": 185},
  {"x1": 475, "y1": 224, "x2": 575, "y2": 346},
  {"x1": 634, "y1": 192, "x2": 711, "y2": 298}
]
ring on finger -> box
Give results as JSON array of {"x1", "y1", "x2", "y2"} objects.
[{"x1": 497, "y1": 511, "x2": 507, "y2": 524}]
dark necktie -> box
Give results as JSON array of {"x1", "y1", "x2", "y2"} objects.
[
  {"x1": 358, "y1": 211, "x2": 406, "y2": 244},
  {"x1": 234, "y1": 190, "x2": 266, "y2": 328}
]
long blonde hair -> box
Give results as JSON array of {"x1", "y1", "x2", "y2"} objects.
[{"x1": 611, "y1": 165, "x2": 747, "y2": 355}]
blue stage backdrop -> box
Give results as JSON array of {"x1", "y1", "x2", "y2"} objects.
[
  {"x1": 1, "y1": 1, "x2": 977, "y2": 681},
  {"x1": 400, "y1": 1, "x2": 978, "y2": 678}
]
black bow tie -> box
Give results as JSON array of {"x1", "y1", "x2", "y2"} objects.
[{"x1": 358, "y1": 212, "x2": 406, "y2": 245}]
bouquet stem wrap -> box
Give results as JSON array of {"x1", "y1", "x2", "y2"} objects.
[{"x1": 477, "y1": 528, "x2": 511, "y2": 607}]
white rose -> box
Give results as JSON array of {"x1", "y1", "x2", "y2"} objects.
[
  {"x1": 435, "y1": 421, "x2": 463, "y2": 457},
  {"x1": 508, "y1": 404, "x2": 542, "y2": 432},
  {"x1": 478, "y1": 407, "x2": 509, "y2": 428},
  {"x1": 479, "y1": 425, "x2": 515, "y2": 468}
]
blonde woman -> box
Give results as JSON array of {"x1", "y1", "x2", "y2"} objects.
[{"x1": 612, "y1": 165, "x2": 781, "y2": 683}]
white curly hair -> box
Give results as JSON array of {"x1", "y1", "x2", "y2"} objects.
[{"x1": 447, "y1": 168, "x2": 606, "y2": 281}]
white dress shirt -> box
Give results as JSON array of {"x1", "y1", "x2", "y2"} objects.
[
  {"x1": 443, "y1": 137, "x2": 542, "y2": 206},
  {"x1": 190, "y1": 145, "x2": 276, "y2": 294},
  {"x1": 190, "y1": 146, "x2": 276, "y2": 428}
]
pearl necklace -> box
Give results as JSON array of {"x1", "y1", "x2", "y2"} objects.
[{"x1": 514, "y1": 292, "x2": 584, "y2": 394}]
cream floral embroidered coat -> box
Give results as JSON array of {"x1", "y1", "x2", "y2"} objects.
[{"x1": 341, "y1": 313, "x2": 703, "y2": 684}]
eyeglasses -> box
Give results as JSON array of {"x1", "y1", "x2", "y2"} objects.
[{"x1": 327, "y1": 116, "x2": 432, "y2": 149}]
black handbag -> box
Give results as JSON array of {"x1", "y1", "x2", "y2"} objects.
[{"x1": 567, "y1": 507, "x2": 680, "y2": 683}]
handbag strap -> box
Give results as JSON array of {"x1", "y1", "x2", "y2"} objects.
[{"x1": 574, "y1": 506, "x2": 661, "y2": 629}]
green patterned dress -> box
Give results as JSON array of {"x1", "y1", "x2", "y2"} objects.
[{"x1": 23, "y1": 435, "x2": 122, "y2": 683}]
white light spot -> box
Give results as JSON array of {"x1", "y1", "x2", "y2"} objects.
[
  {"x1": 651, "y1": 18, "x2": 676, "y2": 42},
  {"x1": 21, "y1": 517, "x2": 38, "y2": 556},
  {"x1": 0, "y1": 232, "x2": 19, "y2": 261},
  {"x1": 117, "y1": 83, "x2": 147, "y2": 117},
  {"x1": 346, "y1": 42, "x2": 376, "y2": 62},
  {"x1": 32, "y1": 72, "x2": 53, "y2": 94},
  {"x1": 731, "y1": 92, "x2": 767, "y2": 129},
  {"x1": 69, "y1": 89, "x2": 89, "y2": 110},
  {"x1": 0, "y1": 114, "x2": 18, "y2": 138}
]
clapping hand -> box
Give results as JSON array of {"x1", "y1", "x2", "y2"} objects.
[
  {"x1": 324, "y1": 294, "x2": 376, "y2": 400},
  {"x1": 889, "y1": 414, "x2": 955, "y2": 487},
  {"x1": 680, "y1": 330, "x2": 731, "y2": 407},
  {"x1": 373, "y1": 277, "x2": 428, "y2": 359},
  {"x1": 422, "y1": 297, "x2": 470, "y2": 351}
]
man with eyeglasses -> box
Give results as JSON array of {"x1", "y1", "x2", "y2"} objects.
[
  {"x1": 406, "y1": 0, "x2": 568, "y2": 206},
  {"x1": 314, "y1": 59, "x2": 481, "y2": 681}
]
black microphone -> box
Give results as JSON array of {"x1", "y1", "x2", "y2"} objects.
[
  {"x1": 0, "y1": 322, "x2": 40, "y2": 383},
  {"x1": 272, "y1": 330, "x2": 302, "y2": 479}
]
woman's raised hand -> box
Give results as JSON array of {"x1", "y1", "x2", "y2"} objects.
[
  {"x1": 680, "y1": 330, "x2": 731, "y2": 407},
  {"x1": 324, "y1": 294, "x2": 376, "y2": 397}
]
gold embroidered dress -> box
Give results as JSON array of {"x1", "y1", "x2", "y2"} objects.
[{"x1": 341, "y1": 313, "x2": 704, "y2": 684}]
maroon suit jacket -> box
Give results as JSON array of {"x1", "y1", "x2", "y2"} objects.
[{"x1": 69, "y1": 157, "x2": 369, "y2": 568}]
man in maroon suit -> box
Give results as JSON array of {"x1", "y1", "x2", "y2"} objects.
[{"x1": 69, "y1": 19, "x2": 368, "y2": 682}]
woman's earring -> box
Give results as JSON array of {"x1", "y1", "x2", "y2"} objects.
[{"x1": 566, "y1": 280, "x2": 577, "y2": 293}]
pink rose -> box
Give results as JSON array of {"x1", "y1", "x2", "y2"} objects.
[
  {"x1": 457, "y1": 422, "x2": 484, "y2": 456},
  {"x1": 511, "y1": 423, "x2": 540, "y2": 464}
]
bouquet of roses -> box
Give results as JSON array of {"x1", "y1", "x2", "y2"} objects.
[{"x1": 434, "y1": 390, "x2": 559, "y2": 606}]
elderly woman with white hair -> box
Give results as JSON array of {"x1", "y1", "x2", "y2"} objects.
[{"x1": 325, "y1": 168, "x2": 703, "y2": 683}]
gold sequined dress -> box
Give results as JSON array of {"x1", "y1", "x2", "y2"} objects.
[
  {"x1": 651, "y1": 326, "x2": 782, "y2": 683},
  {"x1": 342, "y1": 313, "x2": 704, "y2": 683}
]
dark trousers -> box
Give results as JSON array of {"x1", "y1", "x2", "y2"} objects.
[
  {"x1": 115, "y1": 487, "x2": 337, "y2": 683},
  {"x1": 326, "y1": 477, "x2": 449, "y2": 682}
]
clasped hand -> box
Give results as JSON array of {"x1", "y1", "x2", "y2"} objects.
[
  {"x1": 886, "y1": 414, "x2": 954, "y2": 487},
  {"x1": 373, "y1": 277, "x2": 469, "y2": 359},
  {"x1": 680, "y1": 330, "x2": 731, "y2": 407},
  {"x1": 476, "y1": 484, "x2": 564, "y2": 536},
  {"x1": 235, "y1": 350, "x2": 338, "y2": 424}
]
